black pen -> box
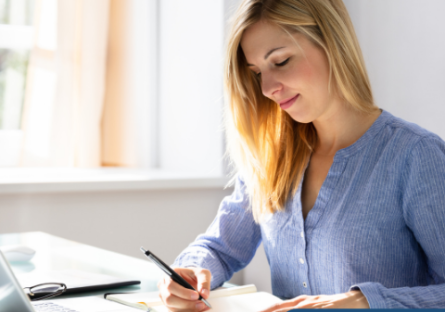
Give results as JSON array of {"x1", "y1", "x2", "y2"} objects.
[{"x1": 140, "y1": 247, "x2": 212, "y2": 309}]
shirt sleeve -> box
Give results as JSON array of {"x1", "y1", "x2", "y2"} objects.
[
  {"x1": 350, "y1": 135, "x2": 445, "y2": 309},
  {"x1": 173, "y1": 175, "x2": 262, "y2": 289}
]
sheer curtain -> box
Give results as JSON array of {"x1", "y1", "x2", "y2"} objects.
[{"x1": 21, "y1": 0, "x2": 109, "y2": 167}]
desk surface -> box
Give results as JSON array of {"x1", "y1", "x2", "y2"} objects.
[{"x1": 0, "y1": 231, "x2": 164, "y2": 296}]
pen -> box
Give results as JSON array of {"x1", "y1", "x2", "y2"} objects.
[{"x1": 140, "y1": 247, "x2": 212, "y2": 309}]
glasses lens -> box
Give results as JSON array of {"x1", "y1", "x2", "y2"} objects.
[
  {"x1": 31, "y1": 283, "x2": 64, "y2": 294},
  {"x1": 25, "y1": 283, "x2": 66, "y2": 301},
  {"x1": 29, "y1": 284, "x2": 65, "y2": 297}
]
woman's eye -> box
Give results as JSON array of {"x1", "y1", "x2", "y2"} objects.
[
  {"x1": 276, "y1": 58, "x2": 290, "y2": 67},
  {"x1": 255, "y1": 72, "x2": 261, "y2": 77}
]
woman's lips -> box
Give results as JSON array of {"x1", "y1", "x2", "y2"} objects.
[{"x1": 279, "y1": 94, "x2": 299, "y2": 109}]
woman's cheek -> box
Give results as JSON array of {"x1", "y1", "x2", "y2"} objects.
[{"x1": 287, "y1": 62, "x2": 312, "y2": 88}]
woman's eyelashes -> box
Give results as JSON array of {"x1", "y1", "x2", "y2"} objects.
[
  {"x1": 252, "y1": 58, "x2": 291, "y2": 77},
  {"x1": 276, "y1": 57, "x2": 290, "y2": 67}
]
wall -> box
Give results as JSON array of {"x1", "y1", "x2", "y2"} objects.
[
  {"x1": 343, "y1": 0, "x2": 445, "y2": 139},
  {"x1": 0, "y1": 186, "x2": 248, "y2": 284},
  {"x1": 159, "y1": 0, "x2": 225, "y2": 174}
]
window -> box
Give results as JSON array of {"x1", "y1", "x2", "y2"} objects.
[
  {"x1": 0, "y1": 0, "x2": 35, "y2": 166},
  {"x1": 0, "y1": 0, "x2": 232, "y2": 173}
]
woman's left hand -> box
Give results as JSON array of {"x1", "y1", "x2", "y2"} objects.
[{"x1": 259, "y1": 290, "x2": 370, "y2": 311}]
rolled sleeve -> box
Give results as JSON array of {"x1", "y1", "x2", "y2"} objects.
[
  {"x1": 350, "y1": 283, "x2": 387, "y2": 309},
  {"x1": 173, "y1": 176, "x2": 262, "y2": 289}
]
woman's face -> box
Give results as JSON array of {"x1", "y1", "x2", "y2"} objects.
[{"x1": 240, "y1": 20, "x2": 340, "y2": 124}]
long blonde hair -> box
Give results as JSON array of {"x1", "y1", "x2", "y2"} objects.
[{"x1": 224, "y1": 0, "x2": 378, "y2": 222}]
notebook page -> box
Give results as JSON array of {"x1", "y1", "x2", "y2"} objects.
[
  {"x1": 107, "y1": 284, "x2": 257, "y2": 307},
  {"x1": 152, "y1": 292, "x2": 283, "y2": 312}
]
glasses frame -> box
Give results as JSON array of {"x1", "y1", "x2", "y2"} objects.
[{"x1": 23, "y1": 282, "x2": 67, "y2": 301}]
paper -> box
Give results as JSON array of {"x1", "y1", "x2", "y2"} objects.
[
  {"x1": 152, "y1": 292, "x2": 282, "y2": 312},
  {"x1": 106, "y1": 284, "x2": 282, "y2": 312},
  {"x1": 108, "y1": 284, "x2": 258, "y2": 307}
]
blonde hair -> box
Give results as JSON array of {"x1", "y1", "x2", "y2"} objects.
[{"x1": 224, "y1": 0, "x2": 378, "y2": 222}]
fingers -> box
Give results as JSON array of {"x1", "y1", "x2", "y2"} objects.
[
  {"x1": 174, "y1": 267, "x2": 211, "y2": 299},
  {"x1": 258, "y1": 295, "x2": 313, "y2": 312},
  {"x1": 261, "y1": 292, "x2": 367, "y2": 311},
  {"x1": 194, "y1": 268, "x2": 211, "y2": 299},
  {"x1": 165, "y1": 276, "x2": 201, "y2": 300},
  {"x1": 158, "y1": 277, "x2": 200, "y2": 311},
  {"x1": 258, "y1": 299, "x2": 303, "y2": 312},
  {"x1": 157, "y1": 267, "x2": 212, "y2": 312}
]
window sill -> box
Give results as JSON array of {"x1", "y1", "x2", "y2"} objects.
[{"x1": 0, "y1": 168, "x2": 231, "y2": 194}]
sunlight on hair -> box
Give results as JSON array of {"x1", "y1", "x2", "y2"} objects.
[{"x1": 223, "y1": 0, "x2": 378, "y2": 222}]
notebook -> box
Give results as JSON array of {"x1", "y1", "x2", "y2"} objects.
[{"x1": 105, "y1": 284, "x2": 283, "y2": 312}]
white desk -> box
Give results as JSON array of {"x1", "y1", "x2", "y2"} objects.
[{"x1": 0, "y1": 231, "x2": 164, "y2": 297}]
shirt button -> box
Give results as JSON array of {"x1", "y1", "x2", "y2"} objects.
[
  {"x1": 299, "y1": 258, "x2": 304, "y2": 264},
  {"x1": 303, "y1": 282, "x2": 307, "y2": 288},
  {"x1": 300, "y1": 231, "x2": 304, "y2": 238}
]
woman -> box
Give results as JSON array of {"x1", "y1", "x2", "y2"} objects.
[{"x1": 158, "y1": 0, "x2": 445, "y2": 310}]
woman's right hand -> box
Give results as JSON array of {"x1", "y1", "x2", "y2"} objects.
[{"x1": 157, "y1": 267, "x2": 212, "y2": 312}]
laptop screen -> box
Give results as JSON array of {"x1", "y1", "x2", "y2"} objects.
[{"x1": 0, "y1": 251, "x2": 35, "y2": 312}]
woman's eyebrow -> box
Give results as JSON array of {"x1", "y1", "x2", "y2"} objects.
[
  {"x1": 264, "y1": 47, "x2": 285, "y2": 59},
  {"x1": 247, "y1": 47, "x2": 285, "y2": 66}
]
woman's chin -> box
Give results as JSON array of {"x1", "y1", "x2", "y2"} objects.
[{"x1": 288, "y1": 111, "x2": 314, "y2": 124}]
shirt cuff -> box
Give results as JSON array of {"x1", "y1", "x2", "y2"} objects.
[{"x1": 350, "y1": 282, "x2": 387, "y2": 309}]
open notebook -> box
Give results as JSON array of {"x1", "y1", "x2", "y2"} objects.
[{"x1": 105, "y1": 284, "x2": 282, "y2": 312}]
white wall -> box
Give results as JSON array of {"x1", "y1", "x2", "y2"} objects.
[
  {"x1": 159, "y1": 1, "x2": 225, "y2": 175},
  {"x1": 0, "y1": 186, "x2": 248, "y2": 284},
  {"x1": 343, "y1": 0, "x2": 445, "y2": 139}
]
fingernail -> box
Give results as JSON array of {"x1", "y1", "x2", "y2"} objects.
[
  {"x1": 196, "y1": 302, "x2": 205, "y2": 310},
  {"x1": 191, "y1": 292, "x2": 199, "y2": 300},
  {"x1": 202, "y1": 289, "x2": 209, "y2": 297}
]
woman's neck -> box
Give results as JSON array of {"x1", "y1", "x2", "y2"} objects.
[{"x1": 312, "y1": 104, "x2": 381, "y2": 156}]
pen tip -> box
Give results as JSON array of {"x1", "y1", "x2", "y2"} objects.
[{"x1": 202, "y1": 298, "x2": 212, "y2": 309}]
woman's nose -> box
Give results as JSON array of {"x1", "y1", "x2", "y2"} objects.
[{"x1": 261, "y1": 73, "x2": 282, "y2": 99}]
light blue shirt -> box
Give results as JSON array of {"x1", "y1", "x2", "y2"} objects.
[{"x1": 174, "y1": 110, "x2": 445, "y2": 309}]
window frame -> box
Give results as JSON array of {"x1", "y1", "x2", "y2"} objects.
[{"x1": 0, "y1": 23, "x2": 34, "y2": 167}]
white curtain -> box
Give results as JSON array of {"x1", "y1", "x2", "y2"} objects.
[{"x1": 21, "y1": 0, "x2": 109, "y2": 167}]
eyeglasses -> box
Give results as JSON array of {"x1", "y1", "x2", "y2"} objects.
[{"x1": 23, "y1": 283, "x2": 67, "y2": 301}]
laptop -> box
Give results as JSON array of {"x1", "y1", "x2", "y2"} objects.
[{"x1": 0, "y1": 251, "x2": 142, "y2": 312}]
